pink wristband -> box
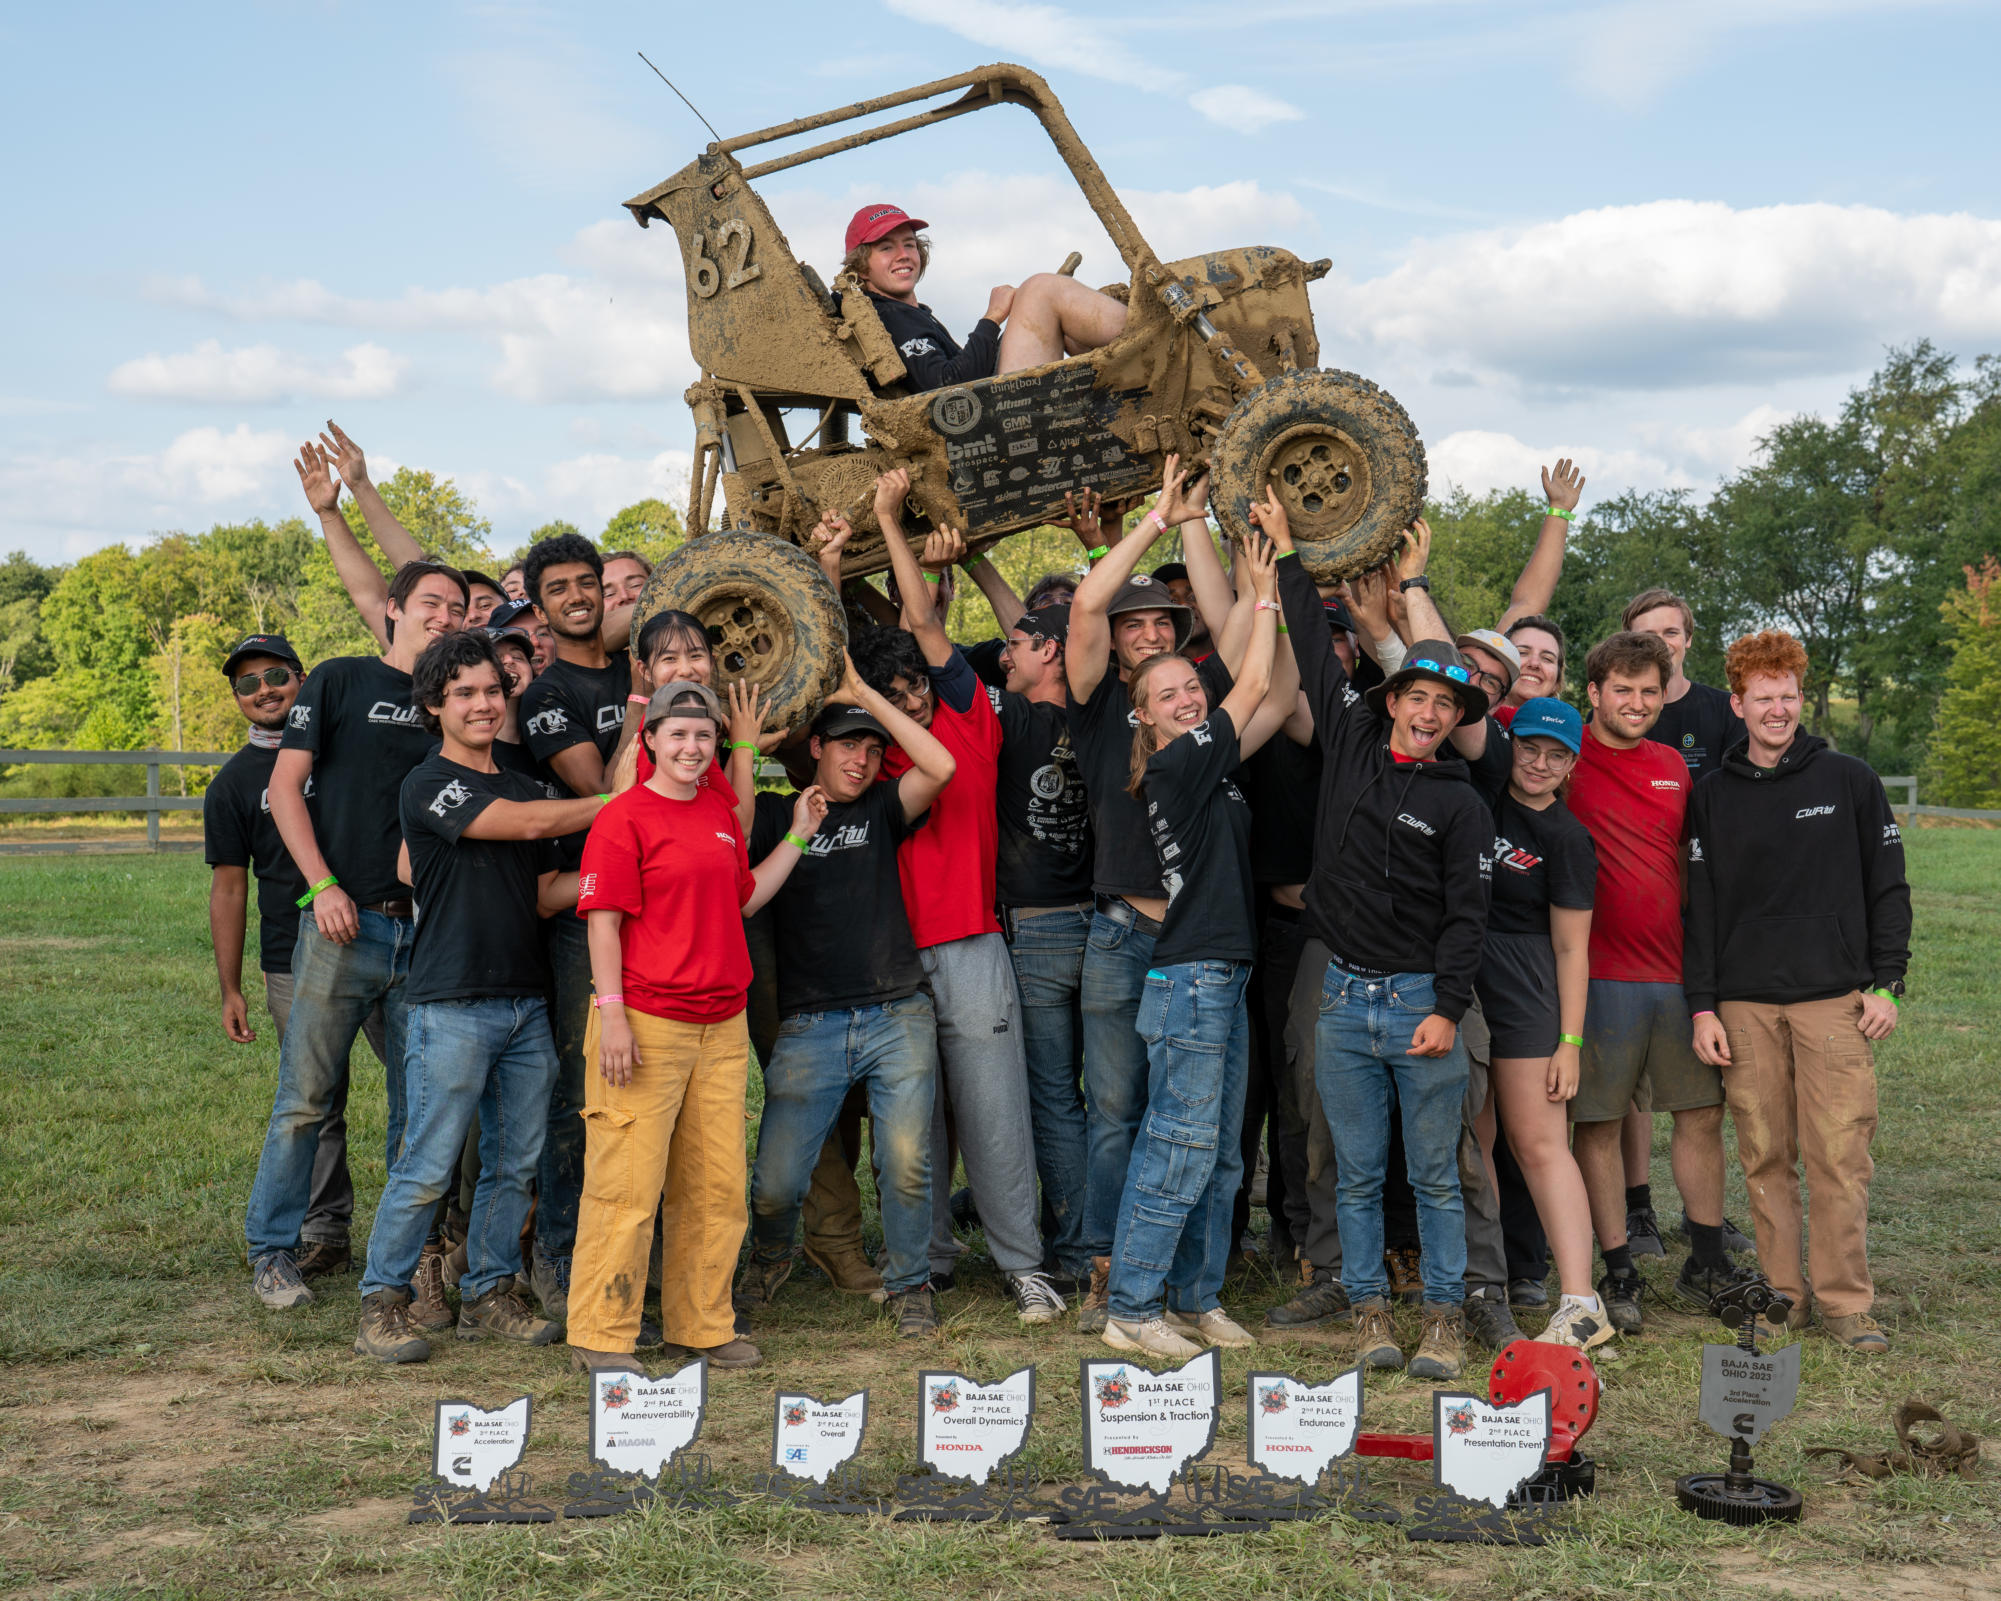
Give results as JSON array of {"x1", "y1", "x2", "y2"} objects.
[
  {"x1": 594, "y1": 993, "x2": 625, "y2": 1008},
  {"x1": 627, "y1": 693, "x2": 650, "y2": 706},
  {"x1": 1145, "y1": 509, "x2": 1167, "y2": 533},
  {"x1": 1692, "y1": 1009, "x2": 1716, "y2": 1019}
]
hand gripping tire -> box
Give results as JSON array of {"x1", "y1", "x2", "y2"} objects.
[
  {"x1": 629, "y1": 530, "x2": 848, "y2": 732},
  {"x1": 1209, "y1": 368, "x2": 1427, "y2": 583}
]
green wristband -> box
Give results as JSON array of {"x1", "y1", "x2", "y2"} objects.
[
  {"x1": 1276, "y1": 623, "x2": 1290, "y2": 635},
  {"x1": 1547, "y1": 506, "x2": 1576, "y2": 521},
  {"x1": 1559, "y1": 1032, "x2": 1585, "y2": 1048},
  {"x1": 1087, "y1": 544, "x2": 1110, "y2": 560},
  {"x1": 783, "y1": 831, "x2": 813, "y2": 851},
  {"x1": 1872, "y1": 988, "x2": 1900, "y2": 1007},
  {"x1": 296, "y1": 874, "x2": 337, "y2": 909},
  {"x1": 597, "y1": 794, "x2": 611, "y2": 803},
  {"x1": 922, "y1": 571, "x2": 942, "y2": 584},
  {"x1": 729, "y1": 740, "x2": 757, "y2": 752}
]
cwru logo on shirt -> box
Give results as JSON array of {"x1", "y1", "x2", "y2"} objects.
[
  {"x1": 428, "y1": 779, "x2": 474, "y2": 817},
  {"x1": 1395, "y1": 812, "x2": 1436, "y2": 836},
  {"x1": 526, "y1": 708, "x2": 570, "y2": 736},
  {"x1": 366, "y1": 700, "x2": 420, "y2": 726},
  {"x1": 595, "y1": 704, "x2": 623, "y2": 732},
  {"x1": 1794, "y1": 804, "x2": 1836, "y2": 820}
]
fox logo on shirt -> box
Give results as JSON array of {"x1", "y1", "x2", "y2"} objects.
[
  {"x1": 900, "y1": 336, "x2": 939, "y2": 358},
  {"x1": 428, "y1": 779, "x2": 473, "y2": 817},
  {"x1": 526, "y1": 708, "x2": 569, "y2": 736},
  {"x1": 288, "y1": 704, "x2": 311, "y2": 729},
  {"x1": 1190, "y1": 720, "x2": 1214, "y2": 747},
  {"x1": 1689, "y1": 835, "x2": 1705, "y2": 862}
]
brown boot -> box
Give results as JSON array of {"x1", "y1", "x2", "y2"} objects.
[
  {"x1": 803, "y1": 1239, "x2": 886, "y2": 1302},
  {"x1": 409, "y1": 1243, "x2": 455, "y2": 1332},
  {"x1": 1353, "y1": 1298, "x2": 1403, "y2": 1370},
  {"x1": 690, "y1": 1337, "x2": 762, "y2": 1369},
  {"x1": 1385, "y1": 1246, "x2": 1424, "y2": 1305},
  {"x1": 354, "y1": 1290, "x2": 430, "y2": 1364},
  {"x1": 569, "y1": 1343, "x2": 630, "y2": 1372},
  {"x1": 458, "y1": 1285, "x2": 561, "y2": 1346},
  {"x1": 1076, "y1": 1255, "x2": 1112, "y2": 1335},
  {"x1": 1409, "y1": 1301, "x2": 1466, "y2": 1380},
  {"x1": 1822, "y1": 1312, "x2": 1889, "y2": 1352}
]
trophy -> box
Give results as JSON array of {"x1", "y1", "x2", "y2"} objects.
[{"x1": 1675, "y1": 1276, "x2": 1804, "y2": 1525}]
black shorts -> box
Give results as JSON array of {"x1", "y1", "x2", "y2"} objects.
[{"x1": 1474, "y1": 931, "x2": 1559, "y2": 1059}]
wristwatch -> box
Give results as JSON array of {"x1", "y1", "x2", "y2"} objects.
[
  {"x1": 1397, "y1": 575, "x2": 1431, "y2": 593},
  {"x1": 1877, "y1": 978, "x2": 1906, "y2": 998}
]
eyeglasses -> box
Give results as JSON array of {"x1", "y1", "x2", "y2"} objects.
[
  {"x1": 1409, "y1": 658, "x2": 1470, "y2": 685},
  {"x1": 1514, "y1": 742, "x2": 1577, "y2": 769},
  {"x1": 889, "y1": 675, "x2": 931, "y2": 705},
  {"x1": 232, "y1": 667, "x2": 297, "y2": 696}
]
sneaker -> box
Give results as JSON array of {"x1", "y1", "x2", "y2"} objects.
[
  {"x1": 568, "y1": 1343, "x2": 627, "y2": 1372},
  {"x1": 1822, "y1": 1311, "x2": 1889, "y2": 1352},
  {"x1": 409, "y1": 1243, "x2": 455, "y2": 1332},
  {"x1": 1103, "y1": 1316, "x2": 1203, "y2": 1360},
  {"x1": 1076, "y1": 1255, "x2": 1111, "y2": 1335},
  {"x1": 1007, "y1": 1270, "x2": 1067, "y2": 1325},
  {"x1": 886, "y1": 1286, "x2": 938, "y2": 1338},
  {"x1": 1164, "y1": 1308, "x2": 1257, "y2": 1349},
  {"x1": 251, "y1": 1251, "x2": 315, "y2": 1310},
  {"x1": 1599, "y1": 1268, "x2": 1645, "y2": 1334},
  {"x1": 458, "y1": 1286, "x2": 562, "y2": 1345},
  {"x1": 1408, "y1": 1302, "x2": 1466, "y2": 1380},
  {"x1": 295, "y1": 1239, "x2": 352, "y2": 1279},
  {"x1": 1538, "y1": 1294, "x2": 1615, "y2": 1351},
  {"x1": 1385, "y1": 1245, "x2": 1424, "y2": 1305},
  {"x1": 803, "y1": 1239, "x2": 887, "y2": 1302},
  {"x1": 353, "y1": 1290, "x2": 429, "y2": 1364},
  {"x1": 690, "y1": 1336, "x2": 763, "y2": 1369},
  {"x1": 1462, "y1": 1289, "x2": 1524, "y2": 1350},
  {"x1": 1352, "y1": 1298, "x2": 1403, "y2": 1371},
  {"x1": 732, "y1": 1253, "x2": 795, "y2": 1315},
  {"x1": 1508, "y1": 1276, "x2": 1550, "y2": 1309},
  {"x1": 1265, "y1": 1269, "x2": 1353, "y2": 1329},
  {"x1": 1677, "y1": 1214, "x2": 1756, "y2": 1256},
  {"x1": 1626, "y1": 1206, "x2": 1666, "y2": 1259},
  {"x1": 1672, "y1": 1256, "x2": 1755, "y2": 1315},
  {"x1": 529, "y1": 1248, "x2": 570, "y2": 1323}
]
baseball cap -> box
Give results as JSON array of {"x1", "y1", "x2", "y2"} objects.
[
  {"x1": 1364, "y1": 638, "x2": 1491, "y2": 722},
  {"x1": 1150, "y1": 561, "x2": 1190, "y2": 584},
  {"x1": 487, "y1": 597, "x2": 538, "y2": 631},
  {"x1": 222, "y1": 633, "x2": 302, "y2": 680},
  {"x1": 811, "y1": 703, "x2": 893, "y2": 744},
  {"x1": 1323, "y1": 597, "x2": 1356, "y2": 634},
  {"x1": 1509, "y1": 696, "x2": 1583, "y2": 754},
  {"x1": 1455, "y1": 628, "x2": 1522, "y2": 690},
  {"x1": 644, "y1": 681, "x2": 725, "y2": 729},
  {"x1": 1013, "y1": 603, "x2": 1070, "y2": 647},
  {"x1": 1104, "y1": 572, "x2": 1193, "y2": 651},
  {"x1": 845, "y1": 203, "x2": 930, "y2": 255}
]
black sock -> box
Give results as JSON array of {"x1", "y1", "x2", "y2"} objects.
[
  {"x1": 1625, "y1": 1183, "x2": 1653, "y2": 1213},
  {"x1": 1687, "y1": 1221, "x2": 1726, "y2": 1271},
  {"x1": 1602, "y1": 1244, "x2": 1635, "y2": 1279}
]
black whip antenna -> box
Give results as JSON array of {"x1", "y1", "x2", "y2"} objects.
[{"x1": 638, "y1": 52, "x2": 722, "y2": 143}]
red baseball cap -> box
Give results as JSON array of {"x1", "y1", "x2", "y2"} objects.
[{"x1": 844, "y1": 203, "x2": 929, "y2": 254}]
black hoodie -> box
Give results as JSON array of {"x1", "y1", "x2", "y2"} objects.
[
  {"x1": 1278, "y1": 555, "x2": 1492, "y2": 1021},
  {"x1": 1683, "y1": 731, "x2": 1912, "y2": 1014}
]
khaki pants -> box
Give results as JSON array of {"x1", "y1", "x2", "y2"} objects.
[
  {"x1": 567, "y1": 1006, "x2": 750, "y2": 1353},
  {"x1": 1719, "y1": 992, "x2": 1878, "y2": 1318}
]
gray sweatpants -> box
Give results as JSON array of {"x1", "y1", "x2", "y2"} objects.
[
  {"x1": 923, "y1": 932, "x2": 1043, "y2": 1278},
  {"x1": 261, "y1": 971, "x2": 387, "y2": 1247}
]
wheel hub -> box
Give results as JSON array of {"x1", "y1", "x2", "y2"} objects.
[
  {"x1": 1263, "y1": 423, "x2": 1370, "y2": 539},
  {"x1": 701, "y1": 592, "x2": 792, "y2": 687}
]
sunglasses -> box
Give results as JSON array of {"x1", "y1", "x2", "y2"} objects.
[
  {"x1": 232, "y1": 667, "x2": 297, "y2": 696},
  {"x1": 1408, "y1": 658, "x2": 1471, "y2": 685}
]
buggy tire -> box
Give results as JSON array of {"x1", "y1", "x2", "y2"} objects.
[
  {"x1": 1209, "y1": 368, "x2": 1427, "y2": 583},
  {"x1": 630, "y1": 530, "x2": 848, "y2": 732}
]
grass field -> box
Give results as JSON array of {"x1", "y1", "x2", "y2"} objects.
[{"x1": 1, "y1": 835, "x2": 1996, "y2": 1599}]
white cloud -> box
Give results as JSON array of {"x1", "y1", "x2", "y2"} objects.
[
  {"x1": 1429, "y1": 429, "x2": 1696, "y2": 500},
  {"x1": 1187, "y1": 85, "x2": 1306, "y2": 133},
  {"x1": 106, "y1": 340, "x2": 406, "y2": 404},
  {"x1": 878, "y1": 0, "x2": 1183, "y2": 90}
]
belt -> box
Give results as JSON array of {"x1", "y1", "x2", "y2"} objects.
[
  {"x1": 1094, "y1": 893, "x2": 1164, "y2": 937},
  {"x1": 362, "y1": 898, "x2": 415, "y2": 919},
  {"x1": 1010, "y1": 902, "x2": 1093, "y2": 921}
]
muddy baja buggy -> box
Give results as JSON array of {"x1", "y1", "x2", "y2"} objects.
[{"x1": 623, "y1": 61, "x2": 1426, "y2": 725}]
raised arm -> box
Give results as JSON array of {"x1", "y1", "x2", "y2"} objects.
[
  {"x1": 1262, "y1": 486, "x2": 1357, "y2": 742},
  {"x1": 1217, "y1": 529, "x2": 1279, "y2": 740},
  {"x1": 1171, "y1": 475, "x2": 1235, "y2": 651},
  {"x1": 1497, "y1": 459, "x2": 1584, "y2": 631},
  {"x1": 875, "y1": 468, "x2": 954, "y2": 669},
  {"x1": 963, "y1": 547, "x2": 1024, "y2": 633},
  {"x1": 1067, "y1": 454, "x2": 1201, "y2": 703},
  {"x1": 296, "y1": 442, "x2": 390, "y2": 649},
  {"x1": 830, "y1": 652, "x2": 955, "y2": 822},
  {"x1": 320, "y1": 421, "x2": 425, "y2": 568}
]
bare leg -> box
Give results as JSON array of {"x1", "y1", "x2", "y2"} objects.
[
  {"x1": 997, "y1": 274, "x2": 1128, "y2": 374},
  {"x1": 1620, "y1": 1102, "x2": 1652, "y2": 1188},
  {"x1": 1570, "y1": 1118, "x2": 1628, "y2": 1254},
  {"x1": 1494, "y1": 1059, "x2": 1596, "y2": 1299},
  {"x1": 1668, "y1": 1104, "x2": 1726, "y2": 1229}
]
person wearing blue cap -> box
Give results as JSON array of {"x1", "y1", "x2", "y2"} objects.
[{"x1": 1465, "y1": 697, "x2": 1609, "y2": 1349}]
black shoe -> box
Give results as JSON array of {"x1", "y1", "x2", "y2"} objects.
[
  {"x1": 887, "y1": 1287, "x2": 939, "y2": 1338},
  {"x1": 1678, "y1": 1214, "x2": 1756, "y2": 1256},
  {"x1": 1598, "y1": 1269, "x2": 1645, "y2": 1334},
  {"x1": 1041, "y1": 1265, "x2": 1086, "y2": 1298},
  {"x1": 1265, "y1": 1270, "x2": 1352, "y2": 1329},
  {"x1": 295, "y1": 1239, "x2": 352, "y2": 1280},
  {"x1": 929, "y1": 1269, "x2": 957, "y2": 1294},
  {"x1": 1462, "y1": 1289, "x2": 1525, "y2": 1350},
  {"x1": 636, "y1": 1318, "x2": 664, "y2": 1350},
  {"x1": 1673, "y1": 1256, "x2": 1755, "y2": 1314},
  {"x1": 949, "y1": 1187, "x2": 980, "y2": 1230},
  {"x1": 1507, "y1": 1276, "x2": 1550, "y2": 1309},
  {"x1": 1625, "y1": 1206, "x2": 1666, "y2": 1259}
]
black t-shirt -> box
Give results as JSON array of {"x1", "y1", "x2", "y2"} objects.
[
  {"x1": 1145, "y1": 707, "x2": 1257, "y2": 966},
  {"x1": 1243, "y1": 731, "x2": 1321, "y2": 887},
  {"x1": 751, "y1": 785, "x2": 926, "y2": 1016},
  {"x1": 1647, "y1": 681, "x2": 1744, "y2": 782},
  {"x1": 203, "y1": 741, "x2": 310, "y2": 975},
  {"x1": 1069, "y1": 654, "x2": 1233, "y2": 900},
  {"x1": 992, "y1": 686, "x2": 1093, "y2": 907},
  {"x1": 964, "y1": 637, "x2": 1007, "y2": 692},
  {"x1": 279, "y1": 655, "x2": 434, "y2": 906},
  {"x1": 1483, "y1": 789, "x2": 1598, "y2": 937},
  {"x1": 398, "y1": 754, "x2": 558, "y2": 1005},
  {"x1": 493, "y1": 734, "x2": 563, "y2": 798},
  {"x1": 521, "y1": 650, "x2": 631, "y2": 869}
]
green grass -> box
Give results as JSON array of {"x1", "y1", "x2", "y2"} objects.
[{"x1": 1, "y1": 837, "x2": 1998, "y2": 1598}]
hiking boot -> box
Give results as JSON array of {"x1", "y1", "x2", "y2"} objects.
[
  {"x1": 1408, "y1": 1303, "x2": 1466, "y2": 1380},
  {"x1": 1103, "y1": 1316, "x2": 1203, "y2": 1361},
  {"x1": 295, "y1": 1239, "x2": 352, "y2": 1279},
  {"x1": 803, "y1": 1239, "x2": 887, "y2": 1301},
  {"x1": 1822, "y1": 1312, "x2": 1889, "y2": 1352},
  {"x1": 1076, "y1": 1255, "x2": 1111, "y2": 1335},
  {"x1": 1385, "y1": 1245, "x2": 1424, "y2": 1305},
  {"x1": 1672, "y1": 1256, "x2": 1755, "y2": 1315},
  {"x1": 568, "y1": 1344, "x2": 628, "y2": 1372},
  {"x1": 1538, "y1": 1294, "x2": 1615, "y2": 1351},
  {"x1": 1508, "y1": 1276, "x2": 1550, "y2": 1309},
  {"x1": 251, "y1": 1250, "x2": 315, "y2": 1309},
  {"x1": 886, "y1": 1286, "x2": 938, "y2": 1338},
  {"x1": 1462, "y1": 1288, "x2": 1524, "y2": 1350},
  {"x1": 732, "y1": 1253, "x2": 795, "y2": 1316},
  {"x1": 1164, "y1": 1308, "x2": 1258, "y2": 1349},
  {"x1": 1352, "y1": 1298, "x2": 1403, "y2": 1371},
  {"x1": 458, "y1": 1285, "x2": 561, "y2": 1345},
  {"x1": 353, "y1": 1290, "x2": 430, "y2": 1364},
  {"x1": 529, "y1": 1247, "x2": 570, "y2": 1323},
  {"x1": 1007, "y1": 1270, "x2": 1067, "y2": 1325},
  {"x1": 409, "y1": 1243, "x2": 455, "y2": 1332},
  {"x1": 1626, "y1": 1206, "x2": 1666, "y2": 1259},
  {"x1": 689, "y1": 1337, "x2": 763, "y2": 1369},
  {"x1": 1678, "y1": 1214, "x2": 1756, "y2": 1256},
  {"x1": 1265, "y1": 1269, "x2": 1352, "y2": 1329},
  {"x1": 1599, "y1": 1268, "x2": 1645, "y2": 1334}
]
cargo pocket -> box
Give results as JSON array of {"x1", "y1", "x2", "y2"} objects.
[
  {"x1": 1132, "y1": 1109, "x2": 1220, "y2": 1205},
  {"x1": 579, "y1": 1105, "x2": 637, "y2": 1203}
]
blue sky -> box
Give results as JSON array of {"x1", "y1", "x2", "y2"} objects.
[{"x1": 5, "y1": 0, "x2": 1998, "y2": 563}]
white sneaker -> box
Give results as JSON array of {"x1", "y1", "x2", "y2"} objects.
[
  {"x1": 1164, "y1": 1308, "x2": 1258, "y2": 1349},
  {"x1": 252, "y1": 1251, "x2": 315, "y2": 1310},
  {"x1": 1538, "y1": 1294, "x2": 1615, "y2": 1351},
  {"x1": 1103, "y1": 1316, "x2": 1203, "y2": 1360},
  {"x1": 1007, "y1": 1270, "x2": 1067, "y2": 1325}
]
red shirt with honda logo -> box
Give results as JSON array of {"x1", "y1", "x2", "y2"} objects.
[{"x1": 1566, "y1": 725, "x2": 1690, "y2": 983}]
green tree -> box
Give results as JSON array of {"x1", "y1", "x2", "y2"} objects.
[
  {"x1": 600, "y1": 500, "x2": 685, "y2": 567},
  {"x1": 0, "y1": 551, "x2": 58, "y2": 687},
  {"x1": 1924, "y1": 558, "x2": 2001, "y2": 807},
  {"x1": 1423, "y1": 485, "x2": 1546, "y2": 636},
  {"x1": 149, "y1": 612, "x2": 241, "y2": 794}
]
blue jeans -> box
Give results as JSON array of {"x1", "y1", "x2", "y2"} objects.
[
  {"x1": 1080, "y1": 902, "x2": 1158, "y2": 1259},
  {"x1": 360, "y1": 997, "x2": 559, "y2": 1301},
  {"x1": 1108, "y1": 961, "x2": 1251, "y2": 1321},
  {"x1": 1006, "y1": 908, "x2": 1091, "y2": 1277},
  {"x1": 244, "y1": 907, "x2": 413, "y2": 1261},
  {"x1": 1314, "y1": 966, "x2": 1469, "y2": 1306},
  {"x1": 749, "y1": 994, "x2": 939, "y2": 1294},
  {"x1": 535, "y1": 913, "x2": 591, "y2": 1265}
]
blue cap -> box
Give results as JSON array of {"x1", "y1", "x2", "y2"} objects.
[{"x1": 1510, "y1": 696, "x2": 1582, "y2": 754}]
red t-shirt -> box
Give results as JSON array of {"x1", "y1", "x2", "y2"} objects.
[
  {"x1": 576, "y1": 779, "x2": 755, "y2": 1022},
  {"x1": 1566, "y1": 725, "x2": 1691, "y2": 983},
  {"x1": 1494, "y1": 704, "x2": 1518, "y2": 728},
  {"x1": 881, "y1": 691, "x2": 1002, "y2": 949}
]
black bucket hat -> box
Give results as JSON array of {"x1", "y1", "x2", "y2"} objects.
[{"x1": 1104, "y1": 572, "x2": 1192, "y2": 652}]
